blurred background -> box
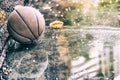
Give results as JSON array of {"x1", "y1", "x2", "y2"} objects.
[{"x1": 0, "y1": 0, "x2": 120, "y2": 80}]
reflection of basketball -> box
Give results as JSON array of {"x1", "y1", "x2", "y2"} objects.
[{"x1": 7, "y1": 5, "x2": 45, "y2": 44}]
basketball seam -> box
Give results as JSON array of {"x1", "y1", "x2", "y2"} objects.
[
  {"x1": 7, "y1": 21, "x2": 32, "y2": 42},
  {"x1": 34, "y1": 11, "x2": 40, "y2": 36},
  {"x1": 15, "y1": 9, "x2": 38, "y2": 40},
  {"x1": 34, "y1": 12, "x2": 45, "y2": 36}
]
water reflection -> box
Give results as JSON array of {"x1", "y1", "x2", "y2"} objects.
[{"x1": 69, "y1": 26, "x2": 120, "y2": 80}]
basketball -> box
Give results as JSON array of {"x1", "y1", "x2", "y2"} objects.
[{"x1": 7, "y1": 5, "x2": 45, "y2": 44}]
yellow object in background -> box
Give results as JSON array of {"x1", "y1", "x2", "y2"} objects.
[
  {"x1": 50, "y1": 20, "x2": 64, "y2": 29},
  {"x1": 0, "y1": 9, "x2": 6, "y2": 19},
  {"x1": 0, "y1": 9, "x2": 6, "y2": 25}
]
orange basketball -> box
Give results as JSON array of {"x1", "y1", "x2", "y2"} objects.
[{"x1": 7, "y1": 5, "x2": 45, "y2": 44}]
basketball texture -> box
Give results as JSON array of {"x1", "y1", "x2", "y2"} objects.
[{"x1": 7, "y1": 5, "x2": 45, "y2": 44}]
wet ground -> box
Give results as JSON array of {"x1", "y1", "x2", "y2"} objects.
[
  {"x1": 0, "y1": 26, "x2": 69, "y2": 80},
  {"x1": 0, "y1": 1, "x2": 70, "y2": 80}
]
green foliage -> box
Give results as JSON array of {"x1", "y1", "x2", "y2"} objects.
[
  {"x1": 116, "y1": 1, "x2": 120, "y2": 11},
  {"x1": 68, "y1": 40, "x2": 77, "y2": 47},
  {"x1": 63, "y1": 30, "x2": 93, "y2": 60},
  {"x1": 99, "y1": 2, "x2": 111, "y2": 8},
  {"x1": 98, "y1": 0, "x2": 119, "y2": 11},
  {"x1": 60, "y1": 0, "x2": 119, "y2": 26},
  {"x1": 62, "y1": 18, "x2": 72, "y2": 25},
  {"x1": 97, "y1": 69, "x2": 104, "y2": 77},
  {"x1": 61, "y1": 3, "x2": 83, "y2": 26}
]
